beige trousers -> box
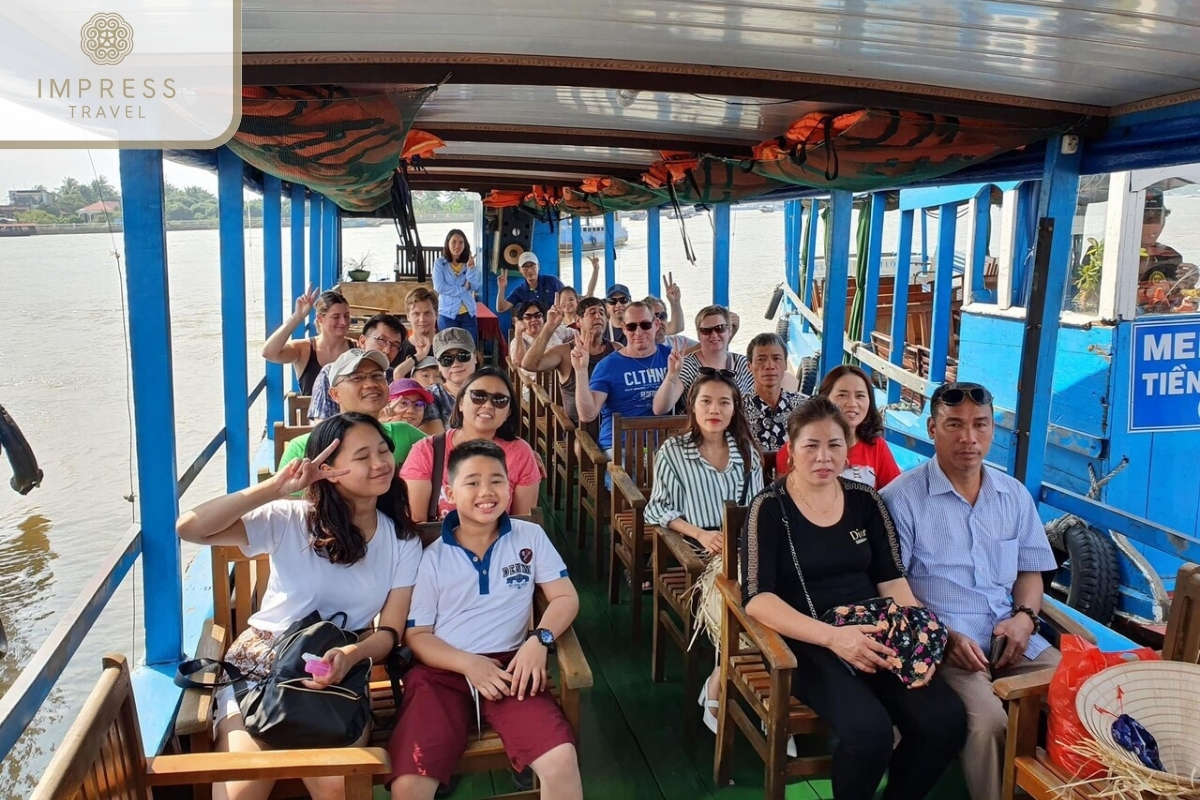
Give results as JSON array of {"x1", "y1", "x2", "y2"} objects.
[{"x1": 940, "y1": 647, "x2": 1061, "y2": 800}]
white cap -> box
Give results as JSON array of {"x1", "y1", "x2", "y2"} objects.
[{"x1": 517, "y1": 251, "x2": 539, "y2": 267}]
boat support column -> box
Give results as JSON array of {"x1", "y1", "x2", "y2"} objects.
[
  {"x1": 928, "y1": 203, "x2": 957, "y2": 383},
  {"x1": 218, "y1": 148, "x2": 250, "y2": 492},
  {"x1": 308, "y1": 193, "x2": 322, "y2": 307},
  {"x1": 888, "y1": 210, "x2": 914, "y2": 406},
  {"x1": 802, "y1": 200, "x2": 819, "y2": 333},
  {"x1": 603, "y1": 212, "x2": 616, "y2": 289},
  {"x1": 712, "y1": 204, "x2": 731, "y2": 307},
  {"x1": 647, "y1": 207, "x2": 661, "y2": 294},
  {"x1": 323, "y1": 199, "x2": 338, "y2": 288},
  {"x1": 860, "y1": 195, "x2": 886, "y2": 351},
  {"x1": 784, "y1": 200, "x2": 801, "y2": 294},
  {"x1": 571, "y1": 216, "x2": 583, "y2": 291},
  {"x1": 819, "y1": 191, "x2": 853, "y2": 376},
  {"x1": 263, "y1": 176, "x2": 284, "y2": 432},
  {"x1": 119, "y1": 149, "x2": 182, "y2": 665}
]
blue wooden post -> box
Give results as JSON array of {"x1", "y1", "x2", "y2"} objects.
[
  {"x1": 1017, "y1": 136, "x2": 1083, "y2": 495},
  {"x1": 888, "y1": 210, "x2": 915, "y2": 405},
  {"x1": 802, "y1": 200, "x2": 819, "y2": 332},
  {"x1": 920, "y1": 208, "x2": 930, "y2": 270},
  {"x1": 263, "y1": 175, "x2": 284, "y2": 432},
  {"x1": 820, "y1": 191, "x2": 853, "y2": 376},
  {"x1": 119, "y1": 150, "x2": 182, "y2": 666},
  {"x1": 712, "y1": 203, "x2": 731, "y2": 306},
  {"x1": 971, "y1": 190, "x2": 995, "y2": 303},
  {"x1": 218, "y1": 148, "x2": 250, "y2": 492},
  {"x1": 323, "y1": 201, "x2": 338, "y2": 288},
  {"x1": 861, "y1": 194, "x2": 886, "y2": 344},
  {"x1": 289, "y1": 185, "x2": 306, "y2": 392},
  {"x1": 603, "y1": 213, "x2": 616, "y2": 289},
  {"x1": 571, "y1": 217, "x2": 583, "y2": 291},
  {"x1": 308, "y1": 194, "x2": 322, "y2": 296},
  {"x1": 928, "y1": 202, "x2": 957, "y2": 383},
  {"x1": 647, "y1": 207, "x2": 662, "y2": 294},
  {"x1": 783, "y1": 200, "x2": 801, "y2": 292},
  {"x1": 1012, "y1": 181, "x2": 1040, "y2": 306}
]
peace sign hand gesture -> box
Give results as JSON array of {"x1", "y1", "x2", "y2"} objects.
[
  {"x1": 546, "y1": 302, "x2": 564, "y2": 330},
  {"x1": 664, "y1": 271, "x2": 681, "y2": 303},
  {"x1": 271, "y1": 439, "x2": 349, "y2": 496},
  {"x1": 569, "y1": 332, "x2": 589, "y2": 372},
  {"x1": 293, "y1": 285, "x2": 319, "y2": 318},
  {"x1": 497, "y1": 270, "x2": 508, "y2": 290},
  {"x1": 666, "y1": 345, "x2": 684, "y2": 378}
]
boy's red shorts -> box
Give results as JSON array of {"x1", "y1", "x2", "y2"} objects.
[{"x1": 386, "y1": 655, "x2": 576, "y2": 788}]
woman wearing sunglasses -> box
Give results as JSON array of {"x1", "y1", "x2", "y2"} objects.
[
  {"x1": 401, "y1": 368, "x2": 542, "y2": 522},
  {"x1": 644, "y1": 370, "x2": 763, "y2": 733},
  {"x1": 775, "y1": 365, "x2": 902, "y2": 488},
  {"x1": 426, "y1": 328, "x2": 479, "y2": 433},
  {"x1": 652, "y1": 305, "x2": 753, "y2": 415}
]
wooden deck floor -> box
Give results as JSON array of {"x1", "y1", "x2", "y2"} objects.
[{"x1": 376, "y1": 496, "x2": 969, "y2": 800}]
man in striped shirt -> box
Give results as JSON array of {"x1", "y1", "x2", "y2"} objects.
[{"x1": 880, "y1": 382, "x2": 1058, "y2": 800}]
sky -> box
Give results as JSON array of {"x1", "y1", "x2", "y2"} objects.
[{"x1": 0, "y1": 148, "x2": 218, "y2": 198}]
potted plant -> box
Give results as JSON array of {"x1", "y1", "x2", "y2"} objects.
[
  {"x1": 344, "y1": 252, "x2": 373, "y2": 282},
  {"x1": 1073, "y1": 238, "x2": 1103, "y2": 312}
]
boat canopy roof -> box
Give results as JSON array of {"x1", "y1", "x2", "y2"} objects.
[{"x1": 173, "y1": 1, "x2": 1200, "y2": 210}]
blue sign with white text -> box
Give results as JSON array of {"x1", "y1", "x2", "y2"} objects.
[{"x1": 1129, "y1": 316, "x2": 1200, "y2": 432}]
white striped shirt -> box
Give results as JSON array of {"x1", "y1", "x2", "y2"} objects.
[
  {"x1": 645, "y1": 433, "x2": 764, "y2": 532},
  {"x1": 881, "y1": 457, "x2": 1058, "y2": 658}
]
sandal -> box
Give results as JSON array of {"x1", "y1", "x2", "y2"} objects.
[{"x1": 698, "y1": 682, "x2": 719, "y2": 734}]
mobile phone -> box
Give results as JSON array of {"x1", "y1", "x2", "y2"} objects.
[{"x1": 989, "y1": 634, "x2": 1009, "y2": 667}]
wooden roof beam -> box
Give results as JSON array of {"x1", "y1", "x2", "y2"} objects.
[{"x1": 418, "y1": 123, "x2": 755, "y2": 159}]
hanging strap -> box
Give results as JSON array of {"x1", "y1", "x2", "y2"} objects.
[
  {"x1": 738, "y1": 459, "x2": 753, "y2": 506},
  {"x1": 428, "y1": 433, "x2": 447, "y2": 520},
  {"x1": 775, "y1": 484, "x2": 820, "y2": 619}
]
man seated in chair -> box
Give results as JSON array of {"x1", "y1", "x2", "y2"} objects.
[
  {"x1": 880, "y1": 382, "x2": 1059, "y2": 800},
  {"x1": 520, "y1": 296, "x2": 615, "y2": 433},
  {"x1": 387, "y1": 440, "x2": 583, "y2": 800},
  {"x1": 308, "y1": 313, "x2": 414, "y2": 422},
  {"x1": 279, "y1": 349, "x2": 427, "y2": 469}
]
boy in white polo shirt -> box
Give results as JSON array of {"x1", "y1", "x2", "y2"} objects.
[{"x1": 388, "y1": 440, "x2": 582, "y2": 800}]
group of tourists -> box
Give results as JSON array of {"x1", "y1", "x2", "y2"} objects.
[{"x1": 178, "y1": 226, "x2": 1059, "y2": 800}]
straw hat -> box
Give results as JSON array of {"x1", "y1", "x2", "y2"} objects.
[{"x1": 1076, "y1": 660, "x2": 1200, "y2": 790}]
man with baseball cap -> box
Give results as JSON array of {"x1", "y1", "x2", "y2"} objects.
[
  {"x1": 603, "y1": 283, "x2": 632, "y2": 346},
  {"x1": 428, "y1": 327, "x2": 478, "y2": 430},
  {"x1": 496, "y1": 251, "x2": 564, "y2": 314},
  {"x1": 307, "y1": 313, "x2": 411, "y2": 422},
  {"x1": 278, "y1": 348, "x2": 426, "y2": 469}
]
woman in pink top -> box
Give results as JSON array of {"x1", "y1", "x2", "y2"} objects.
[{"x1": 401, "y1": 368, "x2": 542, "y2": 521}]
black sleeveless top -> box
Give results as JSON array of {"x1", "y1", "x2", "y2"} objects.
[{"x1": 297, "y1": 337, "x2": 354, "y2": 395}]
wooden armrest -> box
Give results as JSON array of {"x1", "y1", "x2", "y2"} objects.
[
  {"x1": 656, "y1": 526, "x2": 706, "y2": 575},
  {"x1": 1040, "y1": 599, "x2": 1099, "y2": 645},
  {"x1": 715, "y1": 577, "x2": 797, "y2": 671},
  {"x1": 531, "y1": 383, "x2": 552, "y2": 405},
  {"x1": 554, "y1": 626, "x2": 594, "y2": 691},
  {"x1": 993, "y1": 669, "x2": 1054, "y2": 701},
  {"x1": 549, "y1": 403, "x2": 576, "y2": 433},
  {"x1": 145, "y1": 747, "x2": 390, "y2": 785},
  {"x1": 174, "y1": 619, "x2": 229, "y2": 737},
  {"x1": 608, "y1": 464, "x2": 646, "y2": 510},
  {"x1": 576, "y1": 430, "x2": 609, "y2": 467}
]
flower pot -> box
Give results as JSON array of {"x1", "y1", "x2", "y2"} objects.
[{"x1": 347, "y1": 269, "x2": 371, "y2": 282}]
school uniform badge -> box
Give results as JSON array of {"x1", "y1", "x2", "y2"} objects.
[{"x1": 520, "y1": 548, "x2": 533, "y2": 564}]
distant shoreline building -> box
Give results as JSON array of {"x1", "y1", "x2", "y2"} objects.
[{"x1": 76, "y1": 199, "x2": 122, "y2": 222}]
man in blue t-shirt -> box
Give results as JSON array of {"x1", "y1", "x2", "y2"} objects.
[
  {"x1": 572, "y1": 301, "x2": 670, "y2": 452},
  {"x1": 496, "y1": 251, "x2": 564, "y2": 313}
]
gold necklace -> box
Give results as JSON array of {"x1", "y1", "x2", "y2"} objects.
[{"x1": 787, "y1": 474, "x2": 840, "y2": 515}]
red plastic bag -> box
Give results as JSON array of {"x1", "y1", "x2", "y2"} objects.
[{"x1": 1046, "y1": 634, "x2": 1160, "y2": 778}]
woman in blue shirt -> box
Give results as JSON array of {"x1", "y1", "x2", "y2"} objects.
[{"x1": 432, "y1": 229, "x2": 482, "y2": 343}]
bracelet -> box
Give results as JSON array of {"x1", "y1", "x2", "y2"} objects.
[{"x1": 1013, "y1": 605, "x2": 1039, "y2": 626}]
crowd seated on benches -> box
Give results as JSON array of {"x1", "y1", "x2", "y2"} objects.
[{"x1": 307, "y1": 313, "x2": 415, "y2": 423}]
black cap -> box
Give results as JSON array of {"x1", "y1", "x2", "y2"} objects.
[{"x1": 1145, "y1": 189, "x2": 1166, "y2": 212}]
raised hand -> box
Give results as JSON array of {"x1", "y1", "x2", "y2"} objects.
[
  {"x1": 294, "y1": 285, "x2": 319, "y2": 317},
  {"x1": 513, "y1": 317, "x2": 526, "y2": 338},
  {"x1": 825, "y1": 623, "x2": 895, "y2": 673},
  {"x1": 664, "y1": 271, "x2": 681, "y2": 303},
  {"x1": 410, "y1": 333, "x2": 432, "y2": 361},
  {"x1": 569, "y1": 332, "x2": 589, "y2": 371},
  {"x1": 587, "y1": 254, "x2": 600, "y2": 272},
  {"x1": 497, "y1": 270, "x2": 508, "y2": 290},
  {"x1": 546, "y1": 304, "x2": 564, "y2": 330},
  {"x1": 271, "y1": 439, "x2": 349, "y2": 495},
  {"x1": 666, "y1": 345, "x2": 684, "y2": 377},
  {"x1": 467, "y1": 254, "x2": 476, "y2": 268}
]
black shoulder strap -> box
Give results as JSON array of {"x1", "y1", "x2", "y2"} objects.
[
  {"x1": 739, "y1": 460, "x2": 753, "y2": 506},
  {"x1": 429, "y1": 433, "x2": 447, "y2": 520}
]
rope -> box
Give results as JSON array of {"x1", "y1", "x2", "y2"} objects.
[{"x1": 1086, "y1": 456, "x2": 1129, "y2": 500}]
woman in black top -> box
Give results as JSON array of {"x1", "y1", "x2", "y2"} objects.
[{"x1": 741, "y1": 396, "x2": 966, "y2": 800}]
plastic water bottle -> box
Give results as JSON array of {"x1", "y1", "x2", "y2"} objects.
[{"x1": 301, "y1": 652, "x2": 331, "y2": 677}]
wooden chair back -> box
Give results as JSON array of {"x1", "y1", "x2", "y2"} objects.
[
  {"x1": 273, "y1": 421, "x2": 314, "y2": 470},
  {"x1": 32, "y1": 654, "x2": 151, "y2": 800},
  {"x1": 722, "y1": 502, "x2": 748, "y2": 583},
  {"x1": 284, "y1": 393, "x2": 312, "y2": 426},
  {"x1": 611, "y1": 414, "x2": 688, "y2": 492},
  {"x1": 1164, "y1": 563, "x2": 1200, "y2": 663}
]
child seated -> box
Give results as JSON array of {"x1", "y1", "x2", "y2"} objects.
[
  {"x1": 388, "y1": 440, "x2": 582, "y2": 800},
  {"x1": 412, "y1": 355, "x2": 442, "y2": 390}
]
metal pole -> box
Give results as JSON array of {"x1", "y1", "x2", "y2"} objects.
[
  {"x1": 218, "y1": 148, "x2": 250, "y2": 492},
  {"x1": 820, "y1": 191, "x2": 853, "y2": 376},
  {"x1": 888, "y1": 210, "x2": 914, "y2": 405},
  {"x1": 263, "y1": 175, "x2": 284, "y2": 432},
  {"x1": 289, "y1": 184, "x2": 306, "y2": 392},
  {"x1": 861, "y1": 194, "x2": 886, "y2": 344},
  {"x1": 784, "y1": 199, "x2": 801, "y2": 292},
  {"x1": 647, "y1": 206, "x2": 661, "y2": 294},
  {"x1": 603, "y1": 212, "x2": 616, "y2": 290},
  {"x1": 928, "y1": 202, "x2": 957, "y2": 383},
  {"x1": 713, "y1": 203, "x2": 731, "y2": 306},
  {"x1": 571, "y1": 216, "x2": 583, "y2": 291},
  {"x1": 118, "y1": 149, "x2": 182, "y2": 666},
  {"x1": 323, "y1": 200, "x2": 338, "y2": 288}
]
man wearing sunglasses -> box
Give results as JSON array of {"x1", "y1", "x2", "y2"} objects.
[
  {"x1": 602, "y1": 283, "x2": 632, "y2": 346},
  {"x1": 521, "y1": 297, "x2": 615, "y2": 433},
  {"x1": 308, "y1": 313, "x2": 413, "y2": 422},
  {"x1": 573, "y1": 301, "x2": 670, "y2": 455},
  {"x1": 426, "y1": 327, "x2": 479, "y2": 433},
  {"x1": 880, "y1": 382, "x2": 1058, "y2": 800},
  {"x1": 510, "y1": 299, "x2": 574, "y2": 384}
]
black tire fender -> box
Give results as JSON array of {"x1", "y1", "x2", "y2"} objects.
[{"x1": 1045, "y1": 517, "x2": 1120, "y2": 625}]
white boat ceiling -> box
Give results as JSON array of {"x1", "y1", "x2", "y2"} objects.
[{"x1": 238, "y1": 0, "x2": 1200, "y2": 193}]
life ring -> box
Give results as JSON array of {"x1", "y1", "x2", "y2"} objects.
[
  {"x1": 0, "y1": 403, "x2": 43, "y2": 495},
  {"x1": 1044, "y1": 515, "x2": 1120, "y2": 624}
]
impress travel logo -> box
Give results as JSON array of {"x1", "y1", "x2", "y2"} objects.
[{"x1": 0, "y1": 1, "x2": 241, "y2": 147}]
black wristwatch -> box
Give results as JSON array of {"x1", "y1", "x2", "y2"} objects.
[{"x1": 531, "y1": 627, "x2": 556, "y2": 649}]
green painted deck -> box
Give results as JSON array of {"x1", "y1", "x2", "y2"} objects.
[{"x1": 378, "y1": 495, "x2": 970, "y2": 799}]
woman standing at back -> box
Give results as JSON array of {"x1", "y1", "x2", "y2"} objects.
[
  {"x1": 432, "y1": 229, "x2": 482, "y2": 344},
  {"x1": 261, "y1": 289, "x2": 355, "y2": 395}
]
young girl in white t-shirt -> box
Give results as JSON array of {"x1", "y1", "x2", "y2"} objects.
[{"x1": 177, "y1": 412, "x2": 424, "y2": 800}]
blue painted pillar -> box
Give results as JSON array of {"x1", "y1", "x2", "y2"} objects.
[
  {"x1": 603, "y1": 212, "x2": 616, "y2": 289},
  {"x1": 118, "y1": 149, "x2": 182, "y2": 666},
  {"x1": 888, "y1": 210, "x2": 914, "y2": 405},
  {"x1": 820, "y1": 191, "x2": 853, "y2": 376},
  {"x1": 1018, "y1": 136, "x2": 1082, "y2": 496},
  {"x1": 323, "y1": 200, "x2": 338, "y2": 288},
  {"x1": 928, "y1": 203, "x2": 957, "y2": 383},
  {"x1": 802, "y1": 199, "x2": 819, "y2": 333},
  {"x1": 861, "y1": 194, "x2": 886, "y2": 343},
  {"x1": 571, "y1": 216, "x2": 583, "y2": 291},
  {"x1": 1012, "y1": 181, "x2": 1041, "y2": 306},
  {"x1": 971, "y1": 189, "x2": 994, "y2": 303},
  {"x1": 647, "y1": 207, "x2": 661, "y2": 295},
  {"x1": 289, "y1": 185, "x2": 306, "y2": 392},
  {"x1": 920, "y1": 208, "x2": 930, "y2": 270},
  {"x1": 784, "y1": 200, "x2": 801, "y2": 292},
  {"x1": 712, "y1": 203, "x2": 731, "y2": 307},
  {"x1": 218, "y1": 148, "x2": 250, "y2": 492},
  {"x1": 308, "y1": 194, "x2": 322, "y2": 298},
  {"x1": 263, "y1": 176, "x2": 284, "y2": 432}
]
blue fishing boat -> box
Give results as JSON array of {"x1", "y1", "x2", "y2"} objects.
[{"x1": 557, "y1": 213, "x2": 629, "y2": 252}]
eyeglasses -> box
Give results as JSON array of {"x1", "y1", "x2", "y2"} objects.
[
  {"x1": 521, "y1": 312, "x2": 544, "y2": 321},
  {"x1": 338, "y1": 371, "x2": 387, "y2": 386},
  {"x1": 391, "y1": 398, "x2": 427, "y2": 410},
  {"x1": 699, "y1": 323, "x2": 729, "y2": 337},
  {"x1": 623, "y1": 320, "x2": 654, "y2": 332},
  {"x1": 931, "y1": 383, "x2": 994, "y2": 408},
  {"x1": 606, "y1": 296, "x2": 630, "y2": 305},
  {"x1": 467, "y1": 389, "x2": 511, "y2": 409},
  {"x1": 697, "y1": 367, "x2": 736, "y2": 380},
  {"x1": 653, "y1": 311, "x2": 669, "y2": 321},
  {"x1": 365, "y1": 334, "x2": 402, "y2": 352},
  {"x1": 437, "y1": 351, "x2": 474, "y2": 367}
]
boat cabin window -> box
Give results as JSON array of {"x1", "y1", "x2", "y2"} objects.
[
  {"x1": 1066, "y1": 174, "x2": 1110, "y2": 317},
  {"x1": 1135, "y1": 179, "x2": 1200, "y2": 316}
]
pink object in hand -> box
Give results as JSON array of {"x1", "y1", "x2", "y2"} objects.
[{"x1": 302, "y1": 652, "x2": 330, "y2": 677}]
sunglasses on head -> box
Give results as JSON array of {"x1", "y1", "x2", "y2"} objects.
[
  {"x1": 606, "y1": 296, "x2": 630, "y2": 305},
  {"x1": 467, "y1": 389, "x2": 511, "y2": 409},
  {"x1": 437, "y1": 351, "x2": 474, "y2": 367},
  {"x1": 931, "y1": 383, "x2": 993, "y2": 408},
  {"x1": 699, "y1": 323, "x2": 729, "y2": 336},
  {"x1": 623, "y1": 320, "x2": 655, "y2": 332},
  {"x1": 697, "y1": 367, "x2": 735, "y2": 380}
]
